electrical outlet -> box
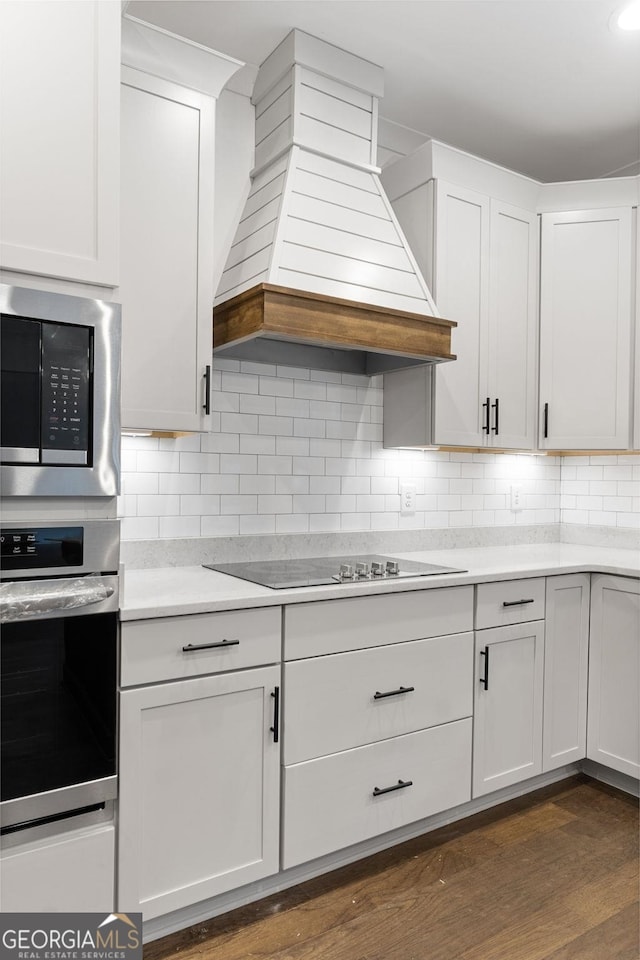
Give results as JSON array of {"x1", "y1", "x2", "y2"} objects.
[
  {"x1": 510, "y1": 483, "x2": 523, "y2": 512},
  {"x1": 400, "y1": 483, "x2": 416, "y2": 514}
]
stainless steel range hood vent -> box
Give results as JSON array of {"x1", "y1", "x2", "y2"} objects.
[{"x1": 213, "y1": 30, "x2": 456, "y2": 375}]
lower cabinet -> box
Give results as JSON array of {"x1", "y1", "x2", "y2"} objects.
[
  {"x1": 543, "y1": 574, "x2": 590, "y2": 772},
  {"x1": 118, "y1": 665, "x2": 280, "y2": 919},
  {"x1": 283, "y1": 719, "x2": 472, "y2": 868},
  {"x1": 281, "y1": 588, "x2": 475, "y2": 869},
  {"x1": 587, "y1": 575, "x2": 640, "y2": 779},
  {"x1": 472, "y1": 620, "x2": 545, "y2": 797},
  {"x1": 0, "y1": 823, "x2": 115, "y2": 912}
]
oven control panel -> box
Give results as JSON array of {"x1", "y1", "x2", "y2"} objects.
[{"x1": 0, "y1": 526, "x2": 84, "y2": 570}]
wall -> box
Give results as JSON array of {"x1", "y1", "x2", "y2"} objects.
[
  {"x1": 119, "y1": 358, "x2": 564, "y2": 541},
  {"x1": 119, "y1": 359, "x2": 640, "y2": 542}
]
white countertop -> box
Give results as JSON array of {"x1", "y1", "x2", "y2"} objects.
[{"x1": 120, "y1": 542, "x2": 640, "y2": 621}]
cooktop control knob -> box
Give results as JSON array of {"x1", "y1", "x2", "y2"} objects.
[
  {"x1": 371, "y1": 561, "x2": 385, "y2": 576},
  {"x1": 339, "y1": 563, "x2": 354, "y2": 579},
  {"x1": 386, "y1": 560, "x2": 400, "y2": 575},
  {"x1": 355, "y1": 561, "x2": 370, "y2": 578}
]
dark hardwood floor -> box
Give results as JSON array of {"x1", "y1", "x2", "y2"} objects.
[{"x1": 145, "y1": 776, "x2": 639, "y2": 960}]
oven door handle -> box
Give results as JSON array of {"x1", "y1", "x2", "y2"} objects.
[{"x1": 0, "y1": 576, "x2": 117, "y2": 623}]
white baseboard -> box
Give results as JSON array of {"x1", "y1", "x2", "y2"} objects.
[{"x1": 581, "y1": 759, "x2": 640, "y2": 797}]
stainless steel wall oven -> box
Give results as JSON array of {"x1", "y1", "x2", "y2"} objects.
[
  {"x1": 0, "y1": 283, "x2": 121, "y2": 497},
  {"x1": 0, "y1": 519, "x2": 119, "y2": 837}
]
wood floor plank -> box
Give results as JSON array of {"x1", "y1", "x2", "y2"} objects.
[
  {"x1": 144, "y1": 777, "x2": 639, "y2": 960},
  {"x1": 542, "y1": 902, "x2": 640, "y2": 960}
]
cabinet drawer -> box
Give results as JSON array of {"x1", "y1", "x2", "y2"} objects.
[
  {"x1": 284, "y1": 632, "x2": 473, "y2": 764},
  {"x1": 120, "y1": 606, "x2": 281, "y2": 686},
  {"x1": 475, "y1": 578, "x2": 545, "y2": 629},
  {"x1": 284, "y1": 585, "x2": 473, "y2": 659},
  {"x1": 282, "y1": 718, "x2": 472, "y2": 868}
]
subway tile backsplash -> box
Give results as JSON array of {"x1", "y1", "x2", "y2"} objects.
[{"x1": 119, "y1": 360, "x2": 639, "y2": 541}]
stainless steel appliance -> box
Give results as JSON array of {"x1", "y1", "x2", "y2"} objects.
[
  {"x1": 0, "y1": 283, "x2": 121, "y2": 496},
  {"x1": 0, "y1": 519, "x2": 119, "y2": 836},
  {"x1": 204, "y1": 554, "x2": 466, "y2": 589}
]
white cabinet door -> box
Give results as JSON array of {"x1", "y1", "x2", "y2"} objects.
[
  {"x1": 118, "y1": 666, "x2": 280, "y2": 920},
  {"x1": 432, "y1": 181, "x2": 490, "y2": 446},
  {"x1": 120, "y1": 69, "x2": 214, "y2": 432},
  {"x1": 539, "y1": 208, "x2": 633, "y2": 450},
  {"x1": 384, "y1": 183, "x2": 538, "y2": 451},
  {"x1": 587, "y1": 576, "x2": 640, "y2": 779},
  {"x1": 473, "y1": 621, "x2": 544, "y2": 797},
  {"x1": 487, "y1": 200, "x2": 538, "y2": 450},
  {"x1": 0, "y1": 1, "x2": 119, "y2": 285},
  {"x1": 543, "y1": 574, "x2": 590, "y2": 771}
]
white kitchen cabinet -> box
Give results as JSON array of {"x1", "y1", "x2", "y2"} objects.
[
  {"x1": 384, "y1": 180, "x2": 538, "y2": 449},
  {"x1": 283, "y1": 631, "x2": 474, "y2": 765},
  {"x1": 587, "y1": 575, "x2": 640, "y2": 779},
  {"x1": 283, "y1": 719, "x2": 472, "y2": 869},
  {"x1": 473, "y1": 580, "x2": 545, "y2": 797},
  {"x1": 0, "y1": 1, "x2": 119, "y2": 285},
  {"x1": 473, "y1": 622, "x2": 544, "y2": 797},
  {"x1": 119, "y1": 18, "x2": 241, "y2": 432},
  {"x1": 118, "y1": 604, "x2": 281, "y2": 921},
  {"x1": 542, "y1": 574, "x2": 590, "y2": 772},
  {"x1": 118, "y1": 665, "x2": 280, "y2": 920},
  {"x1": 282, "y1": 587, "x2": 474, "y2": 868},
  {"x1": 0, "y1": 823, "x2": 115, "y2": 912},
  {"x1": 539, "y1": 208, "x2": 633, "y2": 450}
]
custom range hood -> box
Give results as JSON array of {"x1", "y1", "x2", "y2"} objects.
[{"x1": 213, "y1": 31, "x2": 456, "y2": 376}]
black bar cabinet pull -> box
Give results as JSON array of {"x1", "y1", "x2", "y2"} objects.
[
  {"x1": 270, "y1": 687, "x2": 280, "y2": 743},
  {"x1": 543, "y1": 402, "x2": 549, "y2": 439},
  {"x1": 372, "y1": 779, "x2": 413, "y2": 798},
  {"x1": 480, "y1": 646, "x2": 489, "y2": 690},
  {"x1": 482, "y1": 397, "x2": 491, "y2": 434},
  {"x1": 373, "y1": 685, "x2": 415, "y2": 700},
  {"x1": 491, "y1": 397, "x2": 499, "y2": 435},
  {"x1": 203, "y1": 364, "x2": 212, "y2": 415},
  {"x1": 182, "y1": 638, "x2": 240, "y2": 652},
  {"x1": 502, "y1": 598, "x2": 535, "y2": 607}
]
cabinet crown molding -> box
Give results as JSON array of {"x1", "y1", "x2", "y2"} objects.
[{"x1": 121, "y1": 14, "x2": 243, "y2": 98}]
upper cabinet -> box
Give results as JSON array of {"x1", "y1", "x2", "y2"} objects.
[
  {"x1": 382, "y1": 141, "x2": 639, "y2": 453},
  {"x1": 538, "y1": 207, "x2": 633, "y2": 450},
  {"x1": 432, "y1": 183, "x2": 538, "y2": 449},
  {"x1": 0, "y1": 1, "x2": 120, "y2": 286},
  {"x1": 118, "y1": 17, "x2": 242, "y2": 433},
  {"x1": 382, "y1": 143, "x2": 539, "y2": 450}
]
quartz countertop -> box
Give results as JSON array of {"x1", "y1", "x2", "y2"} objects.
[{"x1": 120, "y1": 542, "x2": 640, "y2": 621}]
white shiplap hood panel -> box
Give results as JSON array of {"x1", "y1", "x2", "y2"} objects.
[{"x1": 214, "y1": 30, "x2": 438, "y2": 319}]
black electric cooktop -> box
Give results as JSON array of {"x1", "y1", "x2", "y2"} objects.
[{"x1": 203, "y1": 554, "x2": 466, "y2": 589}]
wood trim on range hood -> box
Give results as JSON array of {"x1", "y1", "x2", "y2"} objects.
[{"x1": 213, "y1": 284, "x2": 457, "y2": 376}]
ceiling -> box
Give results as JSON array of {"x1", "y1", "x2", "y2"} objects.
[{"x1": 126, "y1": 0, "x2": 640, "y2": 183}]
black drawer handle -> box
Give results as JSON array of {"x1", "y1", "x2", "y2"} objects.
[
  {"x1": 502, "y1": 599, "x2": 535, "y2": 607},
  {"x1": 182, "y1": 639, "x2": 240, "y2": 652},
  {"x1": 373, "y1": 685, "x2": 415, "y2": 700},
  {"x1": 373, "y1": 779, "x2": 413, "y2": 798}
]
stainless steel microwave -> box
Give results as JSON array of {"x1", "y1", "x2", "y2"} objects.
[{"x1": 0, "y1": 284, "x2": 121, "y2": 497}]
